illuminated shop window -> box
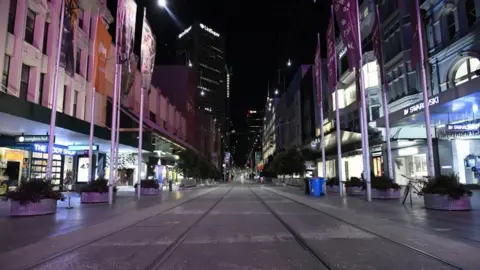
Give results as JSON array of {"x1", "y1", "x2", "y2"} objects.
[{"x1": 363, "y1": 61, "x2": 379, "y2": 88}]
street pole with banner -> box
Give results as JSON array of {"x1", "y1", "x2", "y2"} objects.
[
  {"x1": 46, "y1": 0, "x2": 65, "y2": 180},
  {"x1": 372, "y1": 5, "x2": 394, "y2": 180},
  {"x1": 326, "y1": 6, "x2": 343, "y2": 197},
  {"x1": 412, "y1": 0, "x2": 435, "y2": 177},
  {"x1": 333, "y1": 0, "x2": 371, "y2": 201},
  {"x1": 314, "y1": 33, "x2": 327, "y2": 190},
  {"x1": 88, "y1": 9, "x2": 100, "y2": 183},
  {"x1": 114, "y1": 70, "x2": 122, "y2": 184},
  {"x1": 354, "y1": 0, "x2": 372, "y2": 201},
  {"x1": 110, "y1": 0, "x2": 137, "y2": 204},
  {"x1": 138, "y1": 7, "x2": 156, "y2": 199}
]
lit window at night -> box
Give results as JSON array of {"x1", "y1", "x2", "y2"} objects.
[{"x1": 454, "y1": 57, "x2": 480, "y2": 86}]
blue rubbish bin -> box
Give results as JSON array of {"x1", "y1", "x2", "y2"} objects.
[{"x1": 310, "y1": 177, "x2": 325, "y2": 197}]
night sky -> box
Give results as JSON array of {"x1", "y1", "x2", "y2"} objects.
[{"x1": 108, "y1": 0, "x2": 331, "y2": 165}]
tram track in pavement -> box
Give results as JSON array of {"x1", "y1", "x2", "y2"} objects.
[
  {"x1": 254, "y1": 186, "x2": 466, "y2": 270},
  {"x1": 25, "y1": 186, "x2": 227, "y2": 270},
  {"x1": 145, "y1": 186, "x2": 233, "y2": 270},
  {"x1": 249, "y1": 186, "x2": 334, "y2": 270}
]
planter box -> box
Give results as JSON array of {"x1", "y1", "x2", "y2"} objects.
[
  {"x1": 423, "y1": 194, "x2": 471, "y2": 211},
  {"x1": 137, "y1": 187, "x2": 160, "y2": 195},
  {"x1": 81, "y1": 192, "x2": 112, "y2": 203},
  {"x1": 327, "y1": 185, "x2": 340, "y2": 193},
  {"x1": 346, "y1": 186, "x2": 365, "y2": 196},
  {"x1": 10, "y1": 199, "x2": 57, "y2": 216},
  {"x1": 371, "y1": 188, "x2": 401, "y2": 199}
]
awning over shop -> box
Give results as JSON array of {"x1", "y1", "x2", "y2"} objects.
[
  {"x1": 376, "y1": 76, "x2": 480, "y2": 128},
  {"x1": 0, "y1": 92, "x2": 149, "y2": 152}
]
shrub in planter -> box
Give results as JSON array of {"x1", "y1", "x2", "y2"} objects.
[
  {"x1": 345, "y1": 177, "x2": 364, "y2": 188},
  {"x1": 422, "y1": 173, "x2": 472, "y2": 199},
  {"x1": 326, "y1": 177, "x2": 339, "y2": 187},
  {"x1": 422, "y1": 174, "x2": 472, "y2": 210},
  {"x1": 134, "y1": 180, "x2": 160, "y2": 189},
  {"x1": 81, "y1": 179, "x2": 117, "y2": 203},
  {"x1": 4, "y1": 180, "x2": 64, "y2": 205},
  {"x1": 346, "y1": 177, "x2": 365, "y2": 195},
  {"x1": 368, "y1": 176, "x2": 400, "y2": 190},
  {"x1": 5, "y1": 180, "x2": 64, "y2": 216},
  {"x1": 367, "y1": 176, "x2": 401, "y2": 199},
  {"x1": 81, "y1": 178, "x2": 117, "y2": 194}
]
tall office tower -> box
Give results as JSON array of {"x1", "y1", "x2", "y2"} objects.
[{"x1": 176, "y1": 22, "x2": 226, "y2": 134}]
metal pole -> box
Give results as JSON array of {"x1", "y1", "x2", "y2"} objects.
[
  {"x1": 46, "y1": 0, "x2": 65, "y2": 180},
  {"x1": 320, "y1": 103, "x2": 326, "y2": 180},
  {"x1": 109, "y1": 5, "x2": 122, "y2": 205},
  {"x1": 114, "y1": 68, "x2": 122, "y2": 184},
  {"x1": 137, "y1": 87, "x2": 145, "y2": 199},
  {"x1": 382, "y1": 85, "x2": 394, "y2": 179},
  {"x1": 88, "y1": 91, "x2": 95, "y2": 182},
  {"x1": 88, "y1": 9, "x2": 100, "y2": 183},
  {"x1": 355, "y1": 0, "x2": 372, "y2": 202},
  {"x1": 415, "y1": 0, "x2": 435, "y2": 178},
  {"x1": 334, "y1": 86, "x2": 344, "y2": 197}
]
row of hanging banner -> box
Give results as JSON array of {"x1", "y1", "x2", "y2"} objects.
[
  {"x1": 45, "y1": 0, "x2": 157, "y2": 204},
  {"x1": 314, "y1": 0, "x2": 435, "y2": 201},
  {"x1": 60, "y1": 0, "x2": 156, "y2": 91}
]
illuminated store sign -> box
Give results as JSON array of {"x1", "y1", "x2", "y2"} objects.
[
  {"x1": 15, "y1": 135, "x2": 52, "y2": 143},
  {"x1": 33, "y1": 144, "x2": 75, "y2": 156},
  {"x1": 438, "y1": 119, "x2": 480, "y2": 139},
  {"x1": 178, "y1": 26, "x2": 192, "y2": 39},
  {"x1": 68, "y1": 145, "x2": 99, "y2": 151},
  {"x1": 403, "y1": 96, "x2": 439, "y2": 116},
  {"x1": 200, "y1": 23, "x2": 220, "y2": 37},
  {"x1": 447, "y1": 123, "x2": 480, "y2": 131}
]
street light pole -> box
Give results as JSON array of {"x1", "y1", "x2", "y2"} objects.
[{"x1": 46, "y1": 0, "x2": 65, "y2": 181}]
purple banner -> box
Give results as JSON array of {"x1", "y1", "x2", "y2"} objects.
[
  {"x1": 410, "y1": 0, "x2": 421, "y2": 69},
  {"x1": 141, "y1": 8, "x2": 156, "y2": 89},
  {"x1": 118, "y1": 0, "x2": 137, "y2": 63},
  {"x1": 333, "y1": 0, "x2": 360, "y2": 70},
  {"x1": 326, "y1": 8, "x2": 337, "y2": 91},
  {"x1": 315, "y1": 34, "x2": 323, "y2": 104},
  {"x1": 372, "y1": 5, "x2": 386, "y2": 86}
]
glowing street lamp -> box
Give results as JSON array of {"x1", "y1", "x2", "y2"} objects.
[
  {"x1": 287, "y1": 59, "x2": 292, "y2": 67},
  {"x1": 201, "y1": 90, "x2": 205, "y2": 96},
  {"x1": 274, "y1": 89, "x2": 279, "y2": 95},
  {"x1": 158, "y1": 0, "x2": 167, "y2": 8}
]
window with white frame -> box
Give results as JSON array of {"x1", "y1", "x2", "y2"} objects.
[
  {"x1": 363, "y1": 61, "x2": 379, "y2": 88},
  {"x1": 454, "y1": 57, "x2": 480, "y2": 86},
  {"x1": 331, "y1": 89, "x2": 346, "y2": 111},
  {"x1": 344, "y1": 84, "x2": 356, "y2": 107}
]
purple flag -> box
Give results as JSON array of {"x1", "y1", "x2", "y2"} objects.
[
  {"x1": 315, "y1": 34, "x2": 323, "y2": 104},
  {"x1": 410, "y1": 0, "x2": 421, "y2": 69},
  {"x1": 372, "y1": 5, "x2": 386, "y2": 86},
  {"x1": 326, "y1": 8, "x2": 337, "y2": 91},
  {"x1": 333, "y1": 0, "x2": 360, "y2": 70}
]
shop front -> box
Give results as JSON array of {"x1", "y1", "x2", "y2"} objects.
[
  {"x1": 375, "y1": 77, "x2": 480, "y2": 185},
  {"x1": 438, "y1": 119, "x2": 480, "y2": 184},
  {"x1": 0, "y1": 143, "x2": 76, "y2": 187}
]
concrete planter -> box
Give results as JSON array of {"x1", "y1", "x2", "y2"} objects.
[
  {"x1": 138, "y1": 187, "x2": 160, "y2": 195},
  {"x1": 423, "y1": 194, "x2": 471, "y2": 211},
  {"x1": 371, "y1": 188, "x2": 401, "y2": 199},
  {"x1": 327, "y1": 185, "x2": 340, "y2": 193},
  {"x1": 10, "y1": 199, "x2": 57, "y2": 216},
  {"x1": 346, "y1": 186, "x2": 365, "y2": 196},
  {"x1": 81, "y1": 192, "x2": 112, "y2": 203}
]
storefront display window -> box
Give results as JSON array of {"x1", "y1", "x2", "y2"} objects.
[
  {"x1": 342, "y1": 154, "x2": 363, "y2": 181},
  {"x1": 394, "y1": 153, "x2": 428, "y2": 185}
]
